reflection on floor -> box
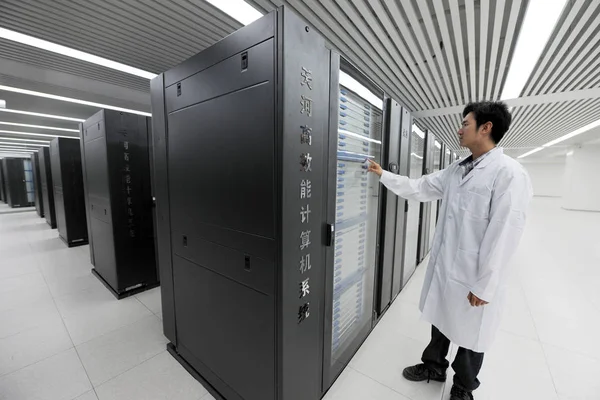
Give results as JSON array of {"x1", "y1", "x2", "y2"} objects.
[{"x1": 0, "y1": 197, "x2": 599, "y2": 400}]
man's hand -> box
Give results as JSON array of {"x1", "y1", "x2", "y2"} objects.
[
  {"x1": 367, "y1": 159, "x2": 383, "y2": 177},
  {"x1": 468, "y1": 292, "x2": 489, "y2": 307}
]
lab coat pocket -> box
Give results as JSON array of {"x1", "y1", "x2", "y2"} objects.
[
  {"x1": 457, "y1": 214, "x2": 488, "y2": 254},
  {"x1": 461, "y1": 190, "x2": 491, "y2": 220}
]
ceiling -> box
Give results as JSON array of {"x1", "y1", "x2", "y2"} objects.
[{"x1": 1, "y1": 0, "x2": 599, "y2": 158}]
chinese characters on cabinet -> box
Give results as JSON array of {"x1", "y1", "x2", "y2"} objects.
[
  {"x1": 123, "y1": 140, "x2": 136, "y2": 238},
  {"x1": 298, "y1": 66, "x2": 314, "y2": 324}
]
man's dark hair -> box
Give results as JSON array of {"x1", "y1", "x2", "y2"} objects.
[{"x1": 462, "y1": 101, "x2": 512, "y2": 144}]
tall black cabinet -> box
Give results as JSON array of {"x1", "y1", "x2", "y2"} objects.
[
  {"x1": 49, "y1": 137, "x2": 88, "y2": 246},
  {"x1": 38, "y1": 147, "x2": 57, "y2": 228},
  {"x1": 0, "y1": 161, "x2": 6, "y2": 203},
  {"x1": 31, "y1": 153, "x2": 44, "y2": 217},
  {"x1": 151, "y1": 7, "x2": 412, "y2": 400},
  {"x1": 1, "y1": 158, "x2": 30, "y2": 208},
  {"x1": 80, "y1": 110, "x2": 158, "y2": 298}
]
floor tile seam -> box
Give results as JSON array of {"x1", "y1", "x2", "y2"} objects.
[
  {"x1": 539, "y1": 340, "x2": 600, "y2": 362},
  {"x1": 70, "y1": 312, "x2": 162, "y2": 348},
  {"x1": 347, "y1": 365, "x2": 441, "y2": 400},
  {"x1": 0, "y1": 343, "x2": 75, "y2": 379},
  {"x1": 90, "y1": 349, "x2": 167, "y2": 390},
  {"x1": 37, "y1": 266, "x2": 98, "y2": 397}
]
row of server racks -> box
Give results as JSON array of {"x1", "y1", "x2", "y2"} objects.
[
  {"x1": 149, "y1": 7, "x2": 455, "y2": 400},
  {"x1": 1, "y1": 122, "x2": 158, "y2": 300}
]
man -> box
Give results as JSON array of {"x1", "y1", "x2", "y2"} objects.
[{"x1": 368, "y1": 101, "x2": 532, "y2": 400}]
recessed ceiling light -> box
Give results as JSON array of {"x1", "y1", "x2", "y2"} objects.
[
  {"x1": 0, "y1": 142, "x2": 49, "y2": 147},
  {"x1": 0, "y1": 28, "x2": 157, "y2": 79},
  {"x1": 501, "y1": 0, "x2": 567, "y2": 100},
  {"x1": 204, "y1": 0, "x2": 263, "y2": 25},
  {"x1": 0, "y1": 108, "x2": 85, "y2": 122},
  {"x1": 518, "y1": 117, "x2": 600, "y2": 158},
  {"x1": 0, "y1": 137, "x2": 50, "y2": 143},
  {"x1": 0, "y1": 85, "x2": 151, "y2": 117},
  {"x1": 0, "y1": 121, "x2": 79, "y2": 132},
  {"x1": 0, "y1": 130, "x2": 78, "y2": 139},
  {"x1": 517, "y1": 147, "x2": 544, "y2": 159}
]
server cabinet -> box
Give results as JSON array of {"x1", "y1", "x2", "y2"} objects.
[
  {"x1": 31, "y1": 153, "x2": 44, "y2": 217},
  {"x1": 401, "y1": 125, "x2": 423, "y2": 288},
  {"x1": 80, "y1": 110, "x2": 158, "y2": 299},
  {"x1": 417, "y1": 130, "x2": 437, "y2": 263},
  {"x1": 50, "y1": 137, "x2": 88, "y2": 246},
  {"x1": 2, "y1": 158, "x2": 30, "y2": 208},
  {"x1": 151, "y1": 8, "x2": 403, "y2": 400},
  {"x1": 0, "y1": 161, "x2": 5, "y2": 202},
  {"x1": 39, "y1": 147, "x2": 57, "y2": 228}
]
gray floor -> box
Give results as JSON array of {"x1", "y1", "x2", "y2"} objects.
[{"x1": 0, "y1": 198, "x2": 599, "y2": 400}]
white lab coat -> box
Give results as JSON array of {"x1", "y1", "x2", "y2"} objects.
[{"x1": 380, "y1": 148, "x2": 532, "y2": 352}]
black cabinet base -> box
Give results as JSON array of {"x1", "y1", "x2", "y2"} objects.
[
  {"x1": 166, "y1": 344, "x2": 225, "y2": 400},
  {"x1": 91, "y1": 268, "x2": 160, "y2": 300},
  {"x1": 59, "y1": 235, "x2": 88, "y2": 248},
  {"x1": 47, "y1": 220, "x2": 57, "y2": 229}
]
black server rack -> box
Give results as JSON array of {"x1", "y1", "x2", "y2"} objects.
[
  {"x1": 31, "y1": 153, "x2": 44, "y2": 217},
  {"x1": 50, "y1": 137, "x2": 88, "y2": 246},
  {"x1": 151, "y1": 8, "x2": 410, "y2": 400},
  {"x1": 0, "y1": 161, "x2": 5, "y2": 202},
  {"x1": 377, "y1": 104, "x2": 412, "y2": 314},
  {"x1": 39, "y1": 147, "x2": 57, "y2": 228},
  {"x1": 1, "y1": 158, "x2": 30, "y2": 208},
  {"x1": 80, "y1": 110, "x2": 158, "y2": 299},
  {"x1": 417, "y1": 130, "x2": 437, "y2": 263}
]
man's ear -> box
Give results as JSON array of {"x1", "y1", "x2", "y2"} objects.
[{"x1": 481, "y1": 121, "x2": 493, "y2": 136}]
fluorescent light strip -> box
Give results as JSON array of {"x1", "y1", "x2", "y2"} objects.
[
  {"x1": 338, "y1": 129, "x2": 382, "y2": 144},
  {"x1": 517, "y1": 147, "x2": 544, "y2": 159},
  {"x1": 339, "y1": 71, "x2": 384, "y2": 110},
  {"x1": 501, "y1": 0, "x2": 567, "y2": 100},
  {"x1": 518, "y1": 118, "x2": 600, "y2": 158},
  {"x1": 0, "y1": 143, "x2": 49, "y2": 148},
  {"x1": 0, "y1": 147, "x2": 38, "y2": 152},
  {"x1": 0, "y1": 28, "x2": 156, "y2": 79},
  {"x1": 204, "y1": 0, "x2": 263, "y2": 25},
  {"x1": 0, "y1": 130, "x2": 79, "y2": 139},
  {"x1": 0, "y1": 108, "x2": 85, "y2": 122},
  {"x1": 0, "y1": 137, "x2": 50, "y2": 143},
  {"x1": 0, "y1": 121, "x2": 78, "y2": 132},
  {"x1": 0, "y1": 85, "x2": 151, "y2": 117}
]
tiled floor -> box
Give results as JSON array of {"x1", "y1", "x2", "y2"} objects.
[{"x1": 0, "y1": 198, "x2": 599, "y2": 400}]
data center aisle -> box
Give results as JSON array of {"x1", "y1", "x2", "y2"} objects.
[{"x1": 0, "y1": 197, "x2": 599, "y2": 400}]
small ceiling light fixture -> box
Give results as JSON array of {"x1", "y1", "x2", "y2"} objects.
[
  {"x1": 204, "y1": 0, "x2": 263, "y2": 26},
  {"x1": 0, "y1": 28, "x2": 156, "y2": 79},
  {"x1": 0, "y1": 85, "x2": 151, "y2": 117}
]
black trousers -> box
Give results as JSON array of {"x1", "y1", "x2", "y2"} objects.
[{"x1": 422, "y1": 325, "x2": 484, "y2": 392}]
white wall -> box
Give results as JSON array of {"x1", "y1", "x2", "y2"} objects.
[
  {"x1": 522, "y1": 161, "x2": 566, "y2": 197},
  {"x1": 562, "y1": 144, "x2": 600, "y2": 212}
]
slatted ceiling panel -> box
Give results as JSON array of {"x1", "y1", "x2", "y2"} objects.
[
  {"x1": 0, "y1": 39, "x2": 150, "y2": 93},
  {"x1": 523, "y1": 1, "x2": 600, "y2": 96},
  {"x1": 0, "y1": 0, "x2": 241, "y2": 73}
]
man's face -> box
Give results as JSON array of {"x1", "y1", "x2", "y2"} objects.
[{"x1": 458, "y1": 112, "x2": 477, "y2": 148}]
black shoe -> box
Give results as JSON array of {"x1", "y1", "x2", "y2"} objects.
[
  {"x1": 402, "y1": 364, "x2": 446, "y2": 383},
  {"x1": 450, "y1": 385, "x2": 474, "y2": 400}
]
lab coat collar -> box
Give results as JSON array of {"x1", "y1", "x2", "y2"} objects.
[{"x1": 459, "y1": 147, "x2": 503, "y2": 187}]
